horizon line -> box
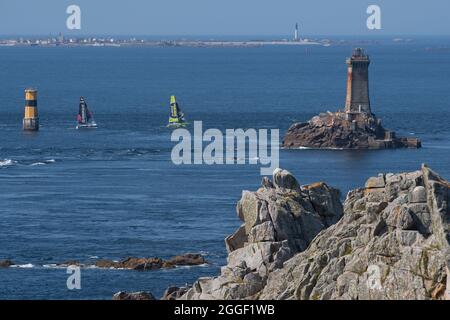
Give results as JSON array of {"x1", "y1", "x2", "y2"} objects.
[{"x1": 1, "y1": 33, "x2": 450, "y2": 38}]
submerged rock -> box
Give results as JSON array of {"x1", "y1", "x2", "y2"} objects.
[
  {"x1": 162, "y1": 254, "x2": 205, "y2": 268},
  {"x1": 98, "y1": 257, "x2": 164, "y2": 270},
  {"x1": 57, "y1": 260, "x2": 82, "y2": 267},
  {"x1": 112, "y1": 291, "x2": 156, "y2": 300},
  {"x1": 0, "y1": 260, "x2": 14, "y2": 268},
  {"x1": 179, "y1": 165, "x2": 449, "y2": 300},
  {"x1": 55, "y1": 254, "x2": 206, "y2": 271}
]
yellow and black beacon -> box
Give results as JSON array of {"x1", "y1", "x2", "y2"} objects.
[{"x1": 23, "y1": 88, "x2": 39, "y2": 131}]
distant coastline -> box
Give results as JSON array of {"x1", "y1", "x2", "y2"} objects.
[
  {"x1": 0, "y1": 36, "x2": 429, "y2": 49},
  {"x1": 0, "y1": 37, "x2": 327, "y2": 48},
  {"x1": 0, "y1": 34, "x2": 424, "y2": 48}
]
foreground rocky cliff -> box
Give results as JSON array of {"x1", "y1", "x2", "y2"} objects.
[
  {"x1": 180, "y1": 165, "x2": 449, "y2": 300},
  {"x1": 179, "y1": 169, "x2": 343, "y2": 299}
]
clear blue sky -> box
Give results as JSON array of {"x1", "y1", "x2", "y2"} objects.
[{"x1": 0, "y1": 0, "x2": 449, "y2": 36}]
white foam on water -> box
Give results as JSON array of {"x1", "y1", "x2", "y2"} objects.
[
  {"x1": 295, "y1": 146, "x2": 344, "y2": 150},
  {"x1": 174, "y1": 263, "x2": 209, "y2": 269},
  {"x1": 43, "y1": 264, "x2": 56, "y2": 268},
  {"x1": 30, "y1": 162, "x2": 46, "y2": 166},
  {"x1": 11, "y1": 263, "x2": 34, "y2": 268},
  {"x1": 0, "y1": 159, "x2": 16, "y2": 167},
  {"x1": 43, "y1": 264, "x2": 63, "y2": 269},
  {"x1": 29, "y1": 159, "x2": 56, "y2": 166}
]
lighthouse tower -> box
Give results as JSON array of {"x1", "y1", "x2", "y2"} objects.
[
  {"x1": 294, "y1": 23, "x2": 299, "y2": 42},
  {"x1": 345, "y1": 48, "x2": 371, "y2": 115}
]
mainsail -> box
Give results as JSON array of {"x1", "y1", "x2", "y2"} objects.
[
  {"x1": 168, "y1": 95, "x2": 186, "y2": 126},
  {"x1": 77, "y1": 97, "x2": 97, "y2": 128}
]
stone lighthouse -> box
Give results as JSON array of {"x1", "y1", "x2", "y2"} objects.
[
  {"x1": 345, "y1": 48, "x2": 371, "y2": 116},
  {"x1": 282, "y1": 47, "x2": 421, "y2": 149}
]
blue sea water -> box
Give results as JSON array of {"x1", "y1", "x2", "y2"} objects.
[{"x1": 0, "y1": 39, "x2": 449, "y2": 299}]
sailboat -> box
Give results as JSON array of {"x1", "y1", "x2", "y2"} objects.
[
  {"x1": 167, "y1": 95, "x2": 187, "y2": 128},
  {"x1": 76, "y1": 97, "x2": 97, "y2": 129}
]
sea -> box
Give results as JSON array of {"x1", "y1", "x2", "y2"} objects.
[{"x1": 0, "y1": 37, "x2": 449, "y2": 299}]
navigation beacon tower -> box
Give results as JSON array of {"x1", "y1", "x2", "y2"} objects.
[
  {"x1": 23, "y1": 88, "x2": 39, "y2": 131},
  {"x1": 345, "y1": 48, "x2": 371, "y2": 116}
]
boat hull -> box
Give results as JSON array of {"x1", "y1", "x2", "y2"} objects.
[
  {"x1": 167, "y1": 122, "x2": 188, "y2": 128},
  {"x1": 76, "y1": 123, "x2": 98, "y2": 130}
]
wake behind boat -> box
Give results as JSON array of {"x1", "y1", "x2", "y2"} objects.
[
  {"x1": 167, "y1": 95, "x2": 187, "y2": 128},
  {"x1": 76, "y1": 97, "x2": 97, "y2": 129}
]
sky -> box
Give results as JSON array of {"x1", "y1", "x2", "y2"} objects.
[{"x1": 0, "y1": 0, "x2": 449, "y2": 36}]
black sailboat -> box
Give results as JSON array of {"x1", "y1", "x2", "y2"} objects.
[{"x1": 76, "y1": 97, "x2": 97, "y2": 129}]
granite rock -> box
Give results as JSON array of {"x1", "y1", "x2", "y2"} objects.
[
  {"x1": 0, "y1": 260, "x2": 14, "y2": 268},
  {"x1": 112, "y1": 291, "x2": 156, "y2": 300},
  {"x1": 179, "y1": 169, "x2": 343, "y2": 299},
  {"x1": 260, "y1": 165, "x2": 449, "y2": 300},
  {"x1": 179, "y1": 165, "x2": 449, "y2": 300},
  {"x1": 282, "y1": 112, "x2": 421, "y2": 150}
]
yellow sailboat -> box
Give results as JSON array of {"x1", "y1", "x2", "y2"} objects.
[{"x1": 167, "y1": 95, "x2": 188, "y2": 128}]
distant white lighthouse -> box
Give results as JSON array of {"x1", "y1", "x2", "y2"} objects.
[{"x1": 294, "y1": 23, "x2": 300, "y2": 42}]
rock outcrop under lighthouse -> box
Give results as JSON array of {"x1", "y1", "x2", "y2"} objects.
[
  {"x1": 283, "y1": 48, "x2": 421, "y2": 149},
  {"x1": 282, "y1": 111, "x2": 421, "y2": 149}
]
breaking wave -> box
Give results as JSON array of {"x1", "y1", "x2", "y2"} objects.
[
  {"x1": 10, "y1": 263, "x2": 34, "y2": 268},
  {"x1": 0, "y1": 159, "x2": 16, "y2": 167},
  {"x1": 0, "y1": 159, "x2": 56, "y2": 168},
  {"x1": 30, "y1": 162, "x2": 46, "y2": 166},
  {"x1": 29, "y1": 159, "x2": 56, "y2": 166},
  {"x1": 175, "y1": 263, "x2": 209, "y2": 269}
]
